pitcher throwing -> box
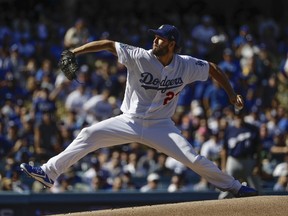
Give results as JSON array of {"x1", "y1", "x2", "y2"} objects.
[{"x1": 21, "y1": 24, "x2": 258, "y2": 197}]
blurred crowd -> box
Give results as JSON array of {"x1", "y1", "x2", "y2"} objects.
[{"x1": 0, "y1": 1, "x2": 288, "y2": 194}]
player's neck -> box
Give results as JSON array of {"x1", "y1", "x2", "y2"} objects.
[{"x1": 156, "y1": 53, "x2": 174, "y2": 66}]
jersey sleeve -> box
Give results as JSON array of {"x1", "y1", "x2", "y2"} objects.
[
  {"x1": 185, "y1": 56, "x2": 209, "y2": 83},
  {"x1": 115, "y1": 42, "x2": 140, "y2": 68}
]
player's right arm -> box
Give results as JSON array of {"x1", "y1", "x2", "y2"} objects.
[
  {"x1": 72, "y1": 40, "x2": 117, "y2": 56},
  {"x1": 208, "y1": 62, "x2": 244, "y2": 110}
]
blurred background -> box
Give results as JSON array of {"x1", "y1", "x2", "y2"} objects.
[{"x1": 0, "y1": 0, "x2": 288, "y2": 215}]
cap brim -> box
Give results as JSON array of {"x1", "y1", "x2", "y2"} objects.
[{"x1": 148, "y1": 29, "x2": 167, "y2": 40}]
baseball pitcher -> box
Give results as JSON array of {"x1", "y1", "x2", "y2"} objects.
[{"x1": 21, "y1": 24, "x2": 258, "y2": 197}]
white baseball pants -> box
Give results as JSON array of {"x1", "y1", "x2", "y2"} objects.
[{"x1": 41, "y1": 114, "x2": 242, "y2": 193}]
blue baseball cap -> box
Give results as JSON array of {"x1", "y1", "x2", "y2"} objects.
[{"x1": 149, "y1": 24, "x2": 181, "y2": 47}]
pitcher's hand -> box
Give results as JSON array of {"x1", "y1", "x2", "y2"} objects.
[{"x1": 229, "y1": 94, "x2": 244, "y2": 111}]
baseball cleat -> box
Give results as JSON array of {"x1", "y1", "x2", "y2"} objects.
[
  {"x1": 20, "y1": 163, "x2": 54, "y2": 188},
  {"x1": 235, "y1": 185, "x2": 258, "y2": 198}
]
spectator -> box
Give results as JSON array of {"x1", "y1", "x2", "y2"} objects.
[
  {"x1": 137, "y1": 148, "x2": 158, "y2": 177},
  {"x1": 9, "y1": 116, "x2": 35, "y2": 163},
  {"x1": 55, "y1": 125, "x2": 74, "y2": 152},
  {"x1": 35, "y1": 59, "x2": 55, "y2": 86},
  {"x1": 50, "y1": 176, "x2": 71, "y2": 193},
  {"x1": 195, "y1": 132, "x2": 223, "y2": 192},
  {"x1": 0, "y1": 72, "x2": 27, "y2": 105},
  {"x1": 140, "y1": 173, "x2": 160, "y2": 192},
  {"x1": 90, "y1": 59, "x2": 123, "y2": 97},
  {"x1": 1, "y1": 177, "x2": 13, "y2": 191},
  {"x1": 31, "y1": 87, "x2": 56, "y2": 124},
  {"x1": 258, "y1": 123, "x2": 275, "y2": 175},
  {"x1": 8, "y1": 44, "x2": 25, "y2": 80},
  {"x1": 64, "y1": 18, "x2": 90, "y2": 49},
  {"x1": 232, "y1": 25, "x2": 250, "y2": 53},
  {"x1": 16, "y1": 37, "x2": 35, "y2": 58},
  {"x1": 277, "y1": 51, "x2": 288, "y2": 84},
  {"x1": 34, "y1": 112, "x2": 59, "y2": 161},
  {"x1": 35, "y1": 15, "x2": 49, "y2": 42},
  {"x1": 10, "y1": 170, "x2": 30, "y2": 193},
  {"x1": 218, "y1": 48, "x2": 241, "y2": 86},
  {"x1": 65, "y1": 85, "x2": 91, "y2": 117},
  {"x1": 238, "y1": 35, "x2": 260, "y2": 78},
  {"x1": 276, "y1": 51, "x2": 288, "y2": 109},
  {"x1": 110, "y1": 176, "x2": 124, "y2": 192},
  {"x1": 200, "y1": 132, "x2": 223, "y2": 166},
  {"x1": 123, "y1": 152, "x2": 143, "y2": 177},
  {"x1": 82, "y1": 157, "x2": 110, "y2": 185},
  {"x1": 90, "y1": 174, "x2": 111, "y2": 191},
  {"x1": 272, "y1": 161, "x2": 288, "y2": 192},
  {"x1": 151, "y1": 153, "x2": 174, "y2": 177},
  {"x1": 203, "y1": 79, "x2": 229, "y2": 116},
  {"x1": 219, "y1": 111, "x2": 262, "y2": 198},
  {"x1": 257, "y1": 16, "x2": 280, "y2": 54},
  {"x1": 103, "y1": 150, "x2": 123, "y2": 180},
  {"x1": 21, "y1": 58, "x2": 38, "y2": 87},
  {"x1": 177, "y1": 85, "x2": 194, "y2": 113},
  {"x1": 60, "y1": 110, "x2": 83, "y2": 137},
  {"x1": 121, "y1": 171, "x2": 137, "y2": 191},
  {"x1": 51, "y1": 168, "x2": 84, "y2": 193},
  {"x1": 270, "y1": 131, "x2": 288, "y2": 166},
  {"x1": 83, "y1": 88, "x2": 114, "y2": 123},
  {"x1": 191, "y1": 15, "x2": 217, "y2": 58},
  {"x1": 0, "y1": 121, "x2": 19, "y2": 158},
  {"x1": 276, "y1": 106, "x2": 288, "y2": 134},
  {"x1": 1, "y1": 93, "x2": 17, "y2": 123},
  {"x1": 165, "y1": 156, "x2": 187, "y2": 175},
  {"x1": 167, "y1": 173, "x2": 188, "y2": 192},
  {"x1": 0, "y1": 48, "x2": 13, "y2": 80}
]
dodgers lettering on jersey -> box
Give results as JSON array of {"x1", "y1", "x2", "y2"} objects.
[
  {"x1": 115, "y1": 42, "x2": 209, "y2": 119},
  {"x1": 140, "y1": 72, "x2": 183, "y2": 93}
]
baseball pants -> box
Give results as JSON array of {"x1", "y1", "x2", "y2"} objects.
[
  {"x1": 41, "y1": 114, "x2": 242, "y2": 193},
  {"x1": 226, "y1": 156, "x2": 261, "y2": 191}
]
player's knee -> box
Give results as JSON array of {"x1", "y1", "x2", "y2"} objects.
[
  {"x1": 192, "y1": 154, "x2": 203, "y2": 163},
  {"x1": 77, "y1": 126, "x2": 92, "y2": 141},
  {"x1": 182, "y1": 147, "x2": 199, "y2": 163}
]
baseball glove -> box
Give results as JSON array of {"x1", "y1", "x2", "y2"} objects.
[{"x1": 58, "y1": 50, "x2": 79, "y2": 81}]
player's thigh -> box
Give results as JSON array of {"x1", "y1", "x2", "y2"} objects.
[
  {"x1": 79, "y1": 115, "x2": 140, "y2": 148},
  {"x1": 142, "y1": 122, "x2": 198, "y2": 164}
]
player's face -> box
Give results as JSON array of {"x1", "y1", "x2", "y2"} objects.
[{"x1": 152, "y1": 35, "x2": 170, "y2": 57}]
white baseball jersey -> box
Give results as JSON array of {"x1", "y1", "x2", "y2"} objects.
[{"x1": 115, "y1": 42, "x2": 209, "y2": 119}]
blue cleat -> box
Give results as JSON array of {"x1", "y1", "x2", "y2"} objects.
[
  {"x1": 20, "y1": 163, "x2": 54, "y2": 188},
  {"x1": 235, "y1": 185, "x2": 258, "y2": 198}
]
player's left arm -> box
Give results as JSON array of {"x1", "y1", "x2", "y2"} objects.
[
  {"x1": 208, "y1": 62, "x2": 244, "y2": 110},
  {"x1": 72, "y1": 40, "x2": 117, "y2": 56}
]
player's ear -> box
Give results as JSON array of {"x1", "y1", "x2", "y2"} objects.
[{"x1": 169, "y1": 41, "x2": 176, "y2": 50}]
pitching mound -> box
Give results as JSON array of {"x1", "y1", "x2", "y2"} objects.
[{"x1": 53, "y1": 196, "x2": 287, "y2": 216}]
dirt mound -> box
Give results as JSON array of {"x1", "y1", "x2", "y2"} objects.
[{"x1": 53, "y1": 195, "x2": 288, "y2": 216}]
